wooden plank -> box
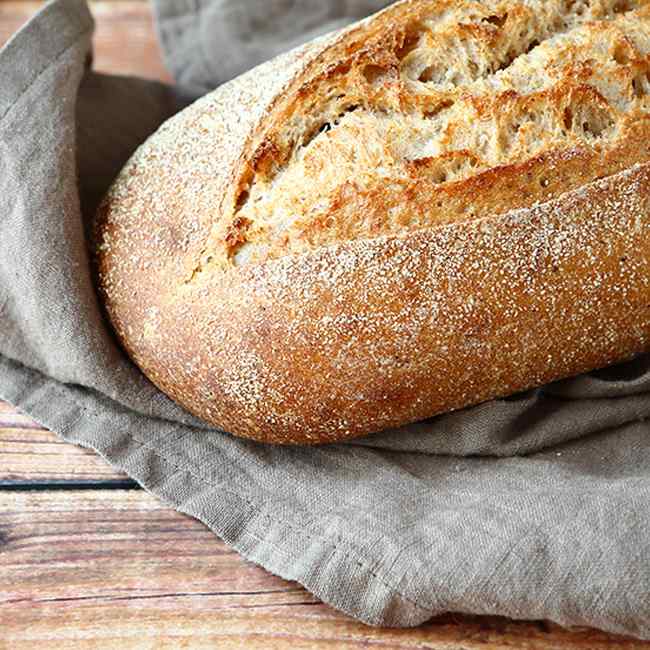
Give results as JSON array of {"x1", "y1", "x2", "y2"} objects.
[
  {"x1": 0, "y1": 1, "x2": 172, "y2": 83},
  {"x1": 0, "y1": 401, "x2": 128, "y2": 483},
  {"x1": 0, "y1": 401, "x2": 44, "y2": 430},
  {"x1": 0, "y1": 426, "x2": 128, "y2": 482},
  {"x1": 1, "y1": 490, "x2": 646, "y2": 650}
]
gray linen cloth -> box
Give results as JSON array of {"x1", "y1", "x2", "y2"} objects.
[{"x1": 1, "y1": 0, "x2": 650, "y2": 637}]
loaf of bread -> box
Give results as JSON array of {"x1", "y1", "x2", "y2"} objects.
[{"x1": 95, "y1": 0, "x2": 650, "y2": 444}]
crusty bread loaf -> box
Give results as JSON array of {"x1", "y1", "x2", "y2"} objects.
[{"x1": 95, "y1": 0, "x2": 650, "y2": 444}]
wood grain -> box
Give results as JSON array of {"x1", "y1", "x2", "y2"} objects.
[
  {"x1": 0, "y1": 426, "x2": 128, "y2": 482},
  {"x1": 0, "y1": 401, "x2": 128, "y2": 483},
  {"x1": 2, "y1": 490, "x2": 647, "y2": 650},
  {"x1": 0, "y1": 400, "x2": 43, "y2": 430},
  {"x1": 0, "y1": 1, "x2": 171, "y2": 83}
]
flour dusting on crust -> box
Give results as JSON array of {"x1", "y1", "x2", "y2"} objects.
[{"x1": 95, "y1": 0, "x2": 650, "y2": 444}]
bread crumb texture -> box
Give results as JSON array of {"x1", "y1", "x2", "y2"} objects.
[
  {"x1": 232, "y1": 0, "x2": 650, "y2": 267},
  {"x1": 100, "y1": 0, "x2": 650, "y2": 273},
  {"x1": 95, "y1": 0, "x2": 650, "y2": 443}
]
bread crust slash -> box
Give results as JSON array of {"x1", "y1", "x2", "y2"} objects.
[{"x1": 95, "y1": 0, "x2": 650, "y2": 444}]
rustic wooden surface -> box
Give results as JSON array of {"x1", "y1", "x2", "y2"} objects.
[
  {"x1": 1, "y1": 2, "x2": 650, "y2": 648},
  {"x1": 3, "y1": 480, "x2": 649, "y2": 650}
]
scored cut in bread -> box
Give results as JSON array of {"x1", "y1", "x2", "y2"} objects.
[{"x1": 95, "y1": 0, "x2": 650, "y2": 444}]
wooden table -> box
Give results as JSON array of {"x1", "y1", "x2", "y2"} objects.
[{"x1": 1, "y1": 2, "x2": 649, "y2": 647}]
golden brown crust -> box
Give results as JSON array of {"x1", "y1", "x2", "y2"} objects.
[{"x1": 95, "y1": 0, "x2": 650, "y2": 444}]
